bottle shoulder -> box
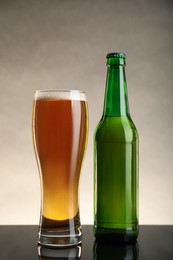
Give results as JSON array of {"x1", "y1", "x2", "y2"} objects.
[{"x1": 94, "y1": 116, "x2": 138, "y2": 143}]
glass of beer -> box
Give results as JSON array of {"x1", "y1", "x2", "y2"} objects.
[{"x1": 32, "y1": 89, "x2": 88, "y2": 247}]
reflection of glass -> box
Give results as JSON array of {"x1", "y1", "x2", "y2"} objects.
[
  {"x1": 38, "y1": 244, "x2": 82, "y2": 259},
  {"x1": 93, "y1": 240, "x2": 139, "y2": 260},
  {"x1": 32, "y1": 90, "x2": 88, "y2": 247}
]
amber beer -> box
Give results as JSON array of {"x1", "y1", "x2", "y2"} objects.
[{"x1": 32, "y1": 90, "x2": 88, "y2": 247}]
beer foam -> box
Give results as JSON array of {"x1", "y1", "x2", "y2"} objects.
[{"x1": 34, "y1": 89, "x2": 87, "y2": 101}]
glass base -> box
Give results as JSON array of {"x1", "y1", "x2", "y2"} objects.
[{"x1": 38, "y1": 228, "x2": 82, "y2": 248}]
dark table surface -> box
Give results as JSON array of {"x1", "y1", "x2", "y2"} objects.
[{"x1": 0, "y1": 225, "x2": 172, "y2": 259}]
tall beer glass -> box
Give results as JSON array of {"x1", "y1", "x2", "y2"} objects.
[{"x1": 32, "y1": 89, "x2": 88, "y2": 247}]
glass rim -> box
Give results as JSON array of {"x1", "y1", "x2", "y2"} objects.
[
  {"x1": 34, "y1": 89, "x2": 87, "y2": 101},
  {"x1": 35, "y1": 89, "x2": 86, "y2": 94}
]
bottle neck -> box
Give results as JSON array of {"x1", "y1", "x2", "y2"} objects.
[{"x1": 103, "y1": 63, "x2": 130, "y2": 117}]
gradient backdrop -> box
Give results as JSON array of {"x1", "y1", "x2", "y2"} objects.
[{"x1": 0, "y1": 0, "x2": 172, "y2": 224}]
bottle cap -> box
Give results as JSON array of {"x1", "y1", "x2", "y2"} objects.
[
  {"x1": 106, "y1": 53, "x2": 126, "y2": 59},
  {"x1": 106, "y1": 52, "x2": 126, "y2": 66}
]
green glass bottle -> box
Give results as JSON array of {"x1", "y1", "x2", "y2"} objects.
[{"x1": 94, "y1": 52, "x2": 139, "y2": 243}]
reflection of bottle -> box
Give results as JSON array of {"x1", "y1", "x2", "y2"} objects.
[
  {"x1": 93, "y1": 240, "x2": 139, "y2": 260},
  {"x1": 94, "y1": 53, "x2": 139, "y2": 243},
  {"x1": 38, "y1": 244, "x2": 82, "y2": 259}
]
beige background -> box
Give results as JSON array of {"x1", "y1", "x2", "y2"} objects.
[{"x1": 0, "y1": 0, "x2": 172, "y2": 224}]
